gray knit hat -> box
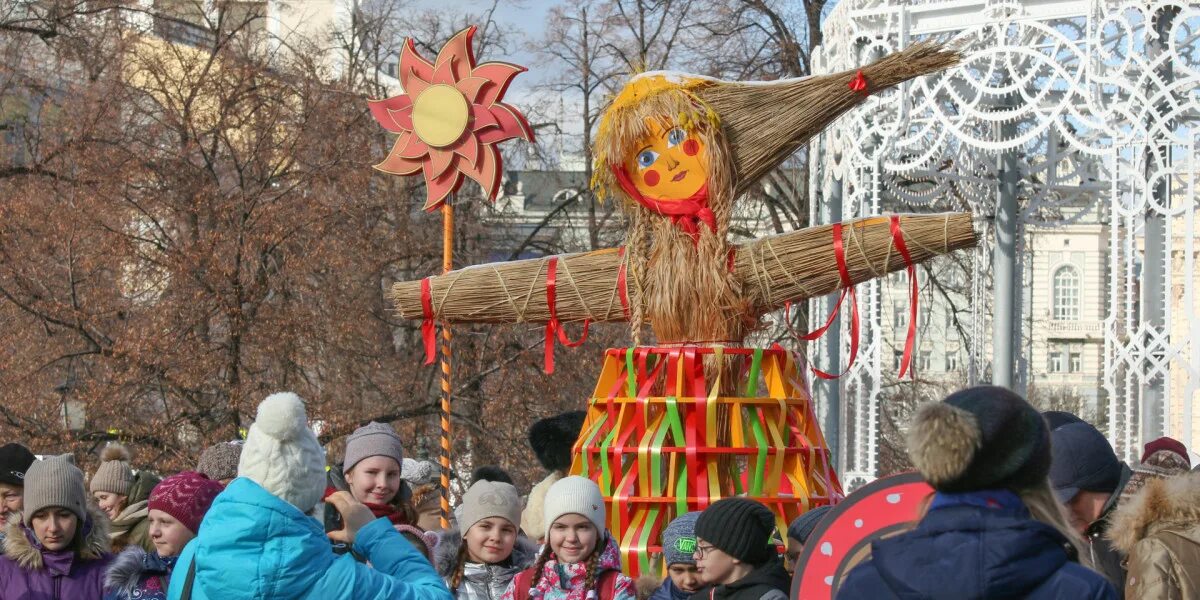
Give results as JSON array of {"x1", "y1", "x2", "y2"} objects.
[
  {"x1": 24, "y1": 454, "x2": 88, "y2": 526},
  {"x1": 90, "y1": 444, "x2": 134, "y2": 496},
  {"x1": 196, "y1": 441, "x2": 243, "y2": 482},
  {"x1": 662, "y1": 511, "x2": 701, "y2": 566},
  {"x1": 460, "y1": 480, "x2": 522, "y2": 534},
  {"x1": 787, "y1": 505, "x2": 832, "y2": 544},
  {"x1": 343, "y1": 422, "x2": 405, "y2": 474}
]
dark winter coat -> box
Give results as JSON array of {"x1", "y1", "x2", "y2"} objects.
[
  {"x1": 649, "y1": 577, "x2": 690, "y2": 600},
  {"x1": 103, "y1": 546, "x2": 176, "y2": 600},
  {"x1": 0, "y1": 505, "x2": 114, "y2": 600},
  {"x1": 433, "y1": 529, "x2": 538, "y2": 600},
  {"x1": 835, "y1": 493, "x2": 1116, "y2": 600},
  {"x1": 688, "y1": 558, "x2": 789, "y2": 600},
  {"x1": 1085, "y1": 464, "x2": 1133, "y2": 598}
]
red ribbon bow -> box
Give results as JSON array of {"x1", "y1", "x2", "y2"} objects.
[
  {"x1": 798, "y1": 222, "x2": 860, "y2": 380},
  {"x1": 890, "y1": 215, "x2": 918, "y2": 379},
  {"x1": 848, "y1": 70, "x2": 869, "y2": 95},
  {"x1": 544, "y1": 256, "x2": 590, "y2": 373},
  {"x1": 420, "y1": 277, "x2": 437, "y2": 366}
]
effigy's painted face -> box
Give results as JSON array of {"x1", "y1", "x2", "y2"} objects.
[{"x1": 622, "y1": 119, "x2": 708, "y2": 202}]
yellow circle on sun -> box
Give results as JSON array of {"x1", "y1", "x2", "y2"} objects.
[{"x1": 412, "y1": 84, "x2": 469, "y2": 147}]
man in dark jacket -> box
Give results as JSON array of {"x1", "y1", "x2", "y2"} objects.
[
  {"x1": 1049, "y1": 418, "x2": 1133, "y2": 597},
  {"x1": 691, "y1": 498, "x2": 788, "y2": 600}
]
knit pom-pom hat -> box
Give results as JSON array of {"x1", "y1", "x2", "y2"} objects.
[{"x1": 237, "y1": 392, "x2": 327, "y2": 512}]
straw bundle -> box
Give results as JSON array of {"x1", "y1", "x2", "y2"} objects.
[
  {"x1": 698, "y1": 41, "x2": 962, "y2": 193},
  {"x1": 390, "y1": 212, "x2": 976, "y2": 337}
]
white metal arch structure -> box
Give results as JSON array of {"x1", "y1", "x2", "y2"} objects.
[{"x1": 809, "y1": 0, "x2": 1200, "y2": 486}]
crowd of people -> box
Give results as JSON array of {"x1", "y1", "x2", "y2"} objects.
[{"x1": 0, "y1": 387, "x2": 1197, "y2": 599}]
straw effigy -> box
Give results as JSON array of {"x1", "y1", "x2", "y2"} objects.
[{"x1": 391, "y1": 212, "x2": 975, "y2": 328}]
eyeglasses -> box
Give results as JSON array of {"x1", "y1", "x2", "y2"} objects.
[{"x1": 694, "y1": 542, "x2": 717, "y2": 558}]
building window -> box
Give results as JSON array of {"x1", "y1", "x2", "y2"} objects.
[
  {"x1": 1049, "y1": 351, "x2": 1064, "y2": 373},
  {"x1": 892, "y1": 302, "x2": 907, "y2": 328},
  {"x1": 918, "y1": 351, "x2": 932, "y2": 371},
  {"x1": 1052, "y1": 266, "x2": 1081, "y2": 320},
  {"x1": 893, "y1": 351, "x2": 904, "y2": 371},
  {"x1": 1069, "y1": 351, "x2": 1082, "y2": 373},
  {"x1": 945, "y1": 353, "x2": 959, "y2": 372}
]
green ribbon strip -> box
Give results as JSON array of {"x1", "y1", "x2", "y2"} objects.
[
  {"x1": 664, "y1": 396, "x2": 689, "y2": 516},
  {"x1": 579, "y1": 410, "x2": 608, "y2": 477},
  {"x1": 626, "y1": 347, "x2": 637, "y2": 399},
  {"x1": 743, "y1": 349, "x2": 768, "y2": 496}
]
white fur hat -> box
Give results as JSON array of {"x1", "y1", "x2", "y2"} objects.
[
  {"x1": 237, "y1": 392, "x2": 327, "y2": 512},
  {"x1": 543, "y1": 475, "x2": 606, "y2": 533}
]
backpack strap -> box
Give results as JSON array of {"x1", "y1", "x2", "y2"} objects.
[{"x1": 179, "y1": 557, "x2": 197, "y2": 600}]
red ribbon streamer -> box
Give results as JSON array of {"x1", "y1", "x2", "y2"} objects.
[
  {"x1": 848, "y1": 70, "x2": 869, "y2": 95},
  {"x1": 801, "y1": 223, "x2": 860, "y2": 380},
  {"x1": 544, "y1": 256, "x2": 590, "y2": 373},
  {"x1": 891, "y1": 215, "x2": 918, "y2": 379},
  {"x1": 420, "y1": 278, "x2": 436, "y2": 366}
]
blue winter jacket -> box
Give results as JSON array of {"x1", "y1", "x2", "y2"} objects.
[
  {"x1": 836, "y1": 491, "x2": 1117, "y2": 600},
  {"x1": 649, "y1": 578, "x2": 689, "y2": 600},
  {"x1": 166, "y1": 477, "x2": 453, "y2": 600}
]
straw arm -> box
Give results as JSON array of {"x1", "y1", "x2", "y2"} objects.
[
  {"x1": 388, "y1": 212, "x2": 977, "y2": 325},
  {"x1": 735, "y1": 212, "x2": 977, "y2": 316}
]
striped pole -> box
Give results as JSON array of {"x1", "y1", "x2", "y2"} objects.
[{"x1": 439, "y1": 200, "x2": 454, "y2": 529}]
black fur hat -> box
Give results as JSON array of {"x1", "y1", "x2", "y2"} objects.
[{"x1": 528, "y1": 411, "x2": 586, "y2": 472}]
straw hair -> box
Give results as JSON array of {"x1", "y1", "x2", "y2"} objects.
[
  {"x1": 701, "y1": 41, "x2": 961, "y2": 192},
  {"x1": 390, "y1": 213, "x2": 976, "y2": 333}
]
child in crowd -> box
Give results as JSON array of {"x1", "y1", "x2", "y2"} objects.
[
  {"x1": 503, "y1": 475, "x2": 635, "y2": 600},
  {"x1": 435, "y1": 480, "x2": 538, "y2": 600},
  {"x1": 0, "y1": 454, "x2": 113, "y2": 599},
  {"x1": 104, "y1": 471, "x2": 223, "y2": 600},
  {"x1": 692, "y1": 498, "x2": 790, "y2": 600},
  {"x1": 649, "y1": 512, "x2": 703, "y2": 600}
]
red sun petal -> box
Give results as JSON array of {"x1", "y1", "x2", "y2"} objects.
[
  {"x1": 374, "y1": 142, "x2": 424, "y2": 176},
  {"x1": 477, "y1": 103, "x2": 534, "y2": 144},
  {"x1": 455, "y1": 76, "x2": 491, "y2": 104},
  {"x1": 435, "y1": 26, "x2": 477, "y2": 83},
  {"x1": 462, "y1": 145, "x2": 501, "y2": 200},
  {"x1": 470, "y1": 103, "x2": 498, "y2": 131},
  {"x1": 428, "y1": 148, "x2": 457, "y2": 179},
  {"x1": 399, "y1": 38, "x2": 435, "y2": 92},
  {"x1": 471, "y1": 62, "x2": 525, "y2": 106},
  {"x1": 367, "y1": 95, "x2": 413, "y2": 133},
  {"x1": 396, "y1": 132, "x2": 430, "y2": 159},
  {"x1": 455, "y1": 134, "x2": 481, "y2": 166},
  {"x1": 431, "y1": 59, "x2": 458, "y2": 86},
  {"x1": 423, "y1": 164, "x2": 464, "y2": 211}
]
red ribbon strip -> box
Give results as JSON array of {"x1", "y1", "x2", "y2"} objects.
[
  {"x1": 848, "y1": 70, "x2": 869, "y2": 95},
  {"x1": 891, "y1": 215, "x2": 918, "y2": 379},
  {"x1": 544, "y1": 256, "x2": 590, "y2": 373},
  {"x1": 800, "y1": 223, "x2": 860, "y2": 380},
  {"x1": 420, "y1": 277, "x2": 436, "y2": 366}
]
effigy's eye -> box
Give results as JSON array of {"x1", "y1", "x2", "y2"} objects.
[
  {"x1": 637, "y1": 149, "x2": 660, "y2": 168},
  {"x1": 667, "y1": 128, "x2": 686, "y2": 147}
]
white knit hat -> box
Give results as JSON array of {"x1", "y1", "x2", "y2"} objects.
[
  {"x1": 543, "y1": 475, "x2": 605, "y2": 533},
  {"x1": 237, "y1": 392, "x2": 327, "y2": 512}
]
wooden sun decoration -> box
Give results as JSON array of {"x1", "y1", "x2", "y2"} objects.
[
  {"x1": 369, "y1": 26, "x2": 534, "y2": 211},
  {"x1": 379, "y1": 40, "x2": 974, "y2": 576}
]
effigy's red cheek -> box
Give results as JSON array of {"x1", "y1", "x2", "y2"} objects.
[
  {"x1": 643, "y1": 170, "x2": 660, "y2": 186},
  {"x1": 683, "y1": 140, "x2": 700, "y2": 156}
]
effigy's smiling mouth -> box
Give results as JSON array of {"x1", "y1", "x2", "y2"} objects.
[{"x1": 671, "y1": 169, "x2": 688, "y2": 182}]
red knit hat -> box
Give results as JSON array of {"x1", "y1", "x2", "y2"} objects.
[
  {"x1": 1142, "y1": 436, "x2": 1191, "y2": 468},
  {"x1": 149, "y1": 471, "x2": 224, "y2": 534}
]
